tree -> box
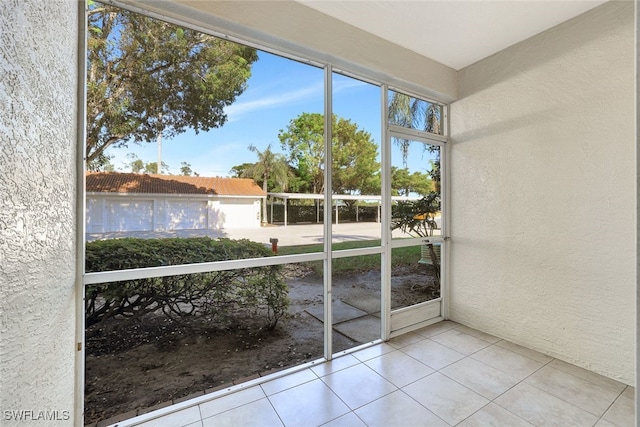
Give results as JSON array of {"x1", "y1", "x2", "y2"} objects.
[
  {"x1": 144, "y1": 161, "x2": 170, "y2": 174},
  {"x1": 180, "y1": 162, "x2": 197, "y2": 176},
  {"x1": 125, "y1": 153, "x2": 169, "y2": 174},
  {"x1": 278, "y1": 113, "x2": 380, "y2": 196},
  {"x1": 391, "y1": 167, "x2": 433, "y2": 197},
  {"x1": 278, "y1": 113, "x2": 324, "y2": 194},
  {"x1": 229, "y1": 162, "x2": 255, "y2": 179},
  {"x1": 86, "y1": 2, "x2": 258, "y2": 167},
  {"x1": 241, "y1": 144, "x2": 289, "y2": 224},
  {"x1": 388, "y1": 92, "x2": 441, "y2": 168}
]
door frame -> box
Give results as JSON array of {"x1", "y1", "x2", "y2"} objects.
[{"x1": 383, "y1": 101, "x2": 449, "y2": 339}]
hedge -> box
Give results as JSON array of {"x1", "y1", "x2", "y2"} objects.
[{"x1": 85, "y1": 237, "x2": 288, "y2": 330}]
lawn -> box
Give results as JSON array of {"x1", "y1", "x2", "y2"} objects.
[{"x1": 278, "y1": 240, "x2": 422, "y2": 275}]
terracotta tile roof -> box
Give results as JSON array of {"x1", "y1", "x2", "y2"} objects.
[{"x1": 86, "y1": 172, "x2": 266, "y2": 197}]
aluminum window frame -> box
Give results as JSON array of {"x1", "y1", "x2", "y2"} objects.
[{"x1": 79, "y1": 1, "x2": 450, "y2": 423}]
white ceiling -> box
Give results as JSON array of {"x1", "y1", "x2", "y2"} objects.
[{"x1": 296, "y1": 0, "x2": 608, "y2": 70}]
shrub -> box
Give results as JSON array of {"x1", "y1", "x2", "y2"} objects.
[{"x1": 85, "y1": 237, "x2": 288, "y2": 330}]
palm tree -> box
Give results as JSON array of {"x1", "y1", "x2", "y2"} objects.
[
  {"x1": 388, "y1": 92, "x2": 442, "y2": 167},
  {"x1": 243, "y1": 144, "x2": 289, "y2": 225}
]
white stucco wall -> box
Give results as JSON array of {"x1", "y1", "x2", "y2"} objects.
[
  {"x1": 0, "y1": 1, "x2": 78, "y2": 425},
  {"x1": 449, "y1": 1, "x2": 635, "y2": 384}
]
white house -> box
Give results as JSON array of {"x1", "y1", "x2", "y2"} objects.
[{"x1": 86, "y1": 172, "x2": 265, "y2": 232}]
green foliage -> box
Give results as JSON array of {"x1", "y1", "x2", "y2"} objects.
[
  {"x1": 244, "y1": 144, "x2": 290, "y2": 192},
  {"x1": 278, "y1": 113, "x2": 380, "y2": 195},
  {"x1": 388, "y1": 92, "x2": 442, "y2": 168},
  {"x1": 391, "y1": 192, "x2": 441, "y2": 238},
  {"x1": 125, "y1": 153, "x2": 169, "y2": 174},
  {"x1": 86, "y1": 3, "x2": 258, "y2": 165},
  {"x1": 180, "y1": 161, "x2": 198, "y2": 176},
  {"x1": 85, "y1": 238, "x2": 288, "y2": 330},
  {"x1": 241, "y1": 144, "x2": 290, "y2": 223},
  {"x1": 391, "y1": 166, "x2": 433, "y2": 196},
  {"x1": 278, "y1": 240, "x2": 421, "y2": 275}
]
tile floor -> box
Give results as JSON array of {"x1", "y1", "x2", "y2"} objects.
[{"x1": 117, "y1": 321, "x2": 635, "y2": 427}]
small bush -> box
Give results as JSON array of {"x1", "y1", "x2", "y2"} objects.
[{"x1": 85, "y1": 237, "x2": 288, "y2": 330}]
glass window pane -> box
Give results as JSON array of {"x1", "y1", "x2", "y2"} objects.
[
  {"x1": 331, "y1": 72, "x2": 382, "y2": 249},
  {"x1": 391, "y1": 140, "x2": 441, "y2": 240},
  {"x1": 85, "y1": 3, "x2": 329, "y2": 267},
  {"x1": 331, "y1": 254, "x2": 382, "y2": 354},
  {"x1": 388, "y1": 90, "x2": 443, "y2": 135},
  {"x1": 85, "y1": 263, "x2": 323, "y2": 424},
  {"x1": 391, "y1": 244, "x2": 441, "y2": 310}
]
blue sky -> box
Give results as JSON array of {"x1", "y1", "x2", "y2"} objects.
[{"x1": 105, "y1": 50, "x2": 432, "y2": 178}]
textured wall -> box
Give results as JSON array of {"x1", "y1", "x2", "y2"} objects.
[
  {"x1": 0, "y1": 1, "x2": 78, "y2": 425},
  {"x1": 449, "y1": 1, "x2": 635, "y2": 384}
]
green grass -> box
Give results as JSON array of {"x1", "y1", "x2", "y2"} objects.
[{"x1": 277, "y1": 240, "x2": 421, "y2": 275}]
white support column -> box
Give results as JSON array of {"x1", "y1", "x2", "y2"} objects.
[
  {"x1": 380, "y1": 85, "x2": 392, "y2": 341},
  {"x1": 284, "y1": 198, "x2": 288, "y2": 227},
  {"x1": 323, "y1": 65, "x2": 333, "y2": 360}
]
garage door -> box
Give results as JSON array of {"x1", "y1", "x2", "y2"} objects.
[
  {"x1": 105, "y1": 200, "x2": 153, "y2": 232},
  {"x1": 167, "y1": 200, "x2": 208, "y2": 230},
  {"x1": 219, "y1": 199, "x2": 259, "y2": 229}
]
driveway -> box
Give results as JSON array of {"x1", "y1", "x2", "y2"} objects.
[{"x1": 86, "y1": 222, "x2": 424, "y2": 246}]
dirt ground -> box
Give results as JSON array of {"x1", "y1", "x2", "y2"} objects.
[{"x1": 84, "y1": 264, "x2": 439, "y2": 425}]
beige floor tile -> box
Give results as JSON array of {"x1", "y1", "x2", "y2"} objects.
[
  {"x1": 355, "y1": 390, "x2": 449, "y2": 427},
  {"x1": 402, "y1": 339, "x2": 465, "y2": 370},
  {"x1": 310, "y1": 354, "x2": 360, "y2": 377},
  {"x1": 387, "y1": 331, "x2": 425, "y2": 349},
  {"x1": 199, "y1": 386, "x2": 265, "y2": 419},
  {"x1": 457, "y1": 402, "x2": 533, "y2": 426},
  {"x1": 430, "y1": 328, "x2": 493, "y2": 355},
  {"x1": 471, "y1": 344, "x2": 543, "y2": 380},
  {"x1": 496, "y1": 340, "x2": 553, "y2": 363},
  {"x1": 525, "y1": 365, "x2": 621, "y2": 416},
  {"x1": 412, "y1": 320, "x2": 459, "y2": 338},
  {"x1": 260, "y1": 369, "x2": 318, "y2": 396},
  {"x1": 183, "y1": 421, "x2": 204, "y2": 427},
  {"x1": 453, "y1": 325, "x2": 501, "y2": 343},
  {"x1": 547, "y1": 359, "x2": 627, "y2": 394},
  {"x1": 602, "y1": 395, "x2": 635, "y2": 426},
  {"x1": 135, "y1": 406, "x2": 202, "y2": 427},
  {"x1": 320, "y1": 412, "x2": 367, "y2": 427},
  {"x1": 495, "y1": 382, "x2": 599, "y2": 426},
  {"x1": 441, "y1": 357, "x2": 519, "y2": 399},
  {"x1": 622, "y1": 385, "x2": 635, "y2": 400},
  {"x1": 351, "y1": 343, "x2": 395, "y2": 362},
  {"x1": 593, "y1": 419, "x2": 618, "y2": 427},
  {"x1": 201, "y1": 398, "x2": 283, "y2": 427},
  {"x1": 364, "y1": 350, "x2": 434, "y2": 388},
  {"x1": 403, "y1": 372, "x2": 489, "y2": 425},
  {"x1": 268, "y1": 379, "x2": 350, "y2": 427},
  {"x1": 321, "y1": 363, "x2": 397, "y2": 409}
]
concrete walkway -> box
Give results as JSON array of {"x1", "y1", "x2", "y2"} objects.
[{"x1": 86, "y1": 222, "x2": 425, "y2": 246}]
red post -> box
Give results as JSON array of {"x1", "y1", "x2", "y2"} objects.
[{"x1": 269, "y1": 238, "x2": 278, "y2": 254}]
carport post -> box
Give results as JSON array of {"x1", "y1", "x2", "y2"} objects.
[{"x1": 284, "y1": 198, "x2": 288, "y2": 227}]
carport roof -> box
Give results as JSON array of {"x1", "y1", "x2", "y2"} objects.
[{"x1": 86, "y1": 172, "x2": 266, "y2": 197}]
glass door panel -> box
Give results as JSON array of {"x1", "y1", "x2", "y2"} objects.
[
  {"x1": 388, "y1": 128, "x2": 445, "y2": 334},
  {"x1": 330, "y1": 72, "x2": 383, "y2": 353}
]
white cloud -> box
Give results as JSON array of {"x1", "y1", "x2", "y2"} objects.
[{"x1": 224, "y1": 82, "x2": 323, "y2": 120}]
